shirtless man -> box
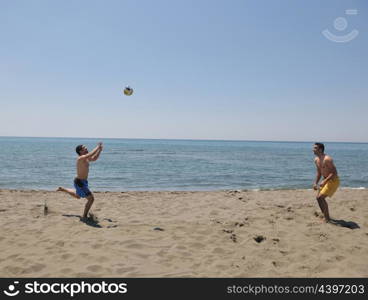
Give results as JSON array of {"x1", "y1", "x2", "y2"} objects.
[
  {"x1": 313, "y1": 143, "x2": 340, "y2": 222},
  {"x1": 57, "y1": 142, "x2": 103, "y2": 220}
]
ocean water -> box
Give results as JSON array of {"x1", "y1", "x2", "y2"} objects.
[{"x1": 0, "y1": 137, "x2": 367, "y2": 191}]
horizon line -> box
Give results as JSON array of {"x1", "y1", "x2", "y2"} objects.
[{"x1": 1, "y1": 135, "x2": 367, "y2": 144}]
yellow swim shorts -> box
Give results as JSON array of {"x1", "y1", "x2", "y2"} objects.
[{"x1": 320, "y1": 176, "x2": 340, "y2": 197}]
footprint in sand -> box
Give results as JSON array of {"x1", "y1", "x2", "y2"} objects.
[
  {"x1": 21, "y1": 263, "x2": 46, "y2": 274},
  {"x1": 210, "y1": 219, "x2": 223, "y2": 225},
  {"x1": 272, "y1": 238, "x2": 280, "y2": 244},
  {"x1": 92, "y1": 243, "x2": 103, "y2": 249},
  {"x1": 254, "y1": 235, "x2": 266, "y2": 243},
  {"x1": 116, "y1": 267, "x2": 136, "y2": 274},
  {"x1": 213, "y1": 247, "x2": 226, "y2": 254},
  {"x1": 272, "y1": 261, "x2": 282, "y2": 268},
  {"x1": 96, "y1": 256, "x2": 109, "y2": 263},
  {"x1": 56, "y1": 241, "x2": 64, "y2": 247},
  {"x1": 60, "y1": 268, "x2": 73, "y2": 274},
  {"x1": 175, "y1": 245, "x2": 187, "y2": 250},
  {"x1": 230, "y1": 234, "x2": 237, "y2": 243},
  {"x1": 188, "y1": 242, "x2": 205, "y2": 248},
  {"x1": 153, "y1": 227, "x2": 165, "y2": 231},
  {"x1": 61, "y1": 253, "x2": 73, "y2": 260},
  {"x1": 238, "y1": 197, "x2": 249, "y2": 203},
  {"x1": 103, "y1": 218, "x2": 116, "y2": 223},
  {"x1": 5, "y1": 266, "x2": 22, "y2": 275},
  {"x1": 314, "y1": 211, "x2": 324, "y2": 219},
  {"x1": 319, "y1": 233, "x2": 328, "y2": 241},
  {"x1": 86, "y1": 265, "x2": 103, "y2": 272},
  {"x1": 333, "y1": 255, "x2": 345, "y2": 262},
  {"x1": 125, "y1": 243, "x2": 144, "y2": 249},
  {"x1": 222, "y1": 229, "x2": 238, "y2": 242}
]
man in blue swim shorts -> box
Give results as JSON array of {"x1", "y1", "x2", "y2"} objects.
[{"x1": 57, "y1": 142, "x2": 103, "y2": 220}]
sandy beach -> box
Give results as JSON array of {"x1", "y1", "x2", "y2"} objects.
[{"x1": 0, "y1": 188, "x2": 367, "y2": 277}]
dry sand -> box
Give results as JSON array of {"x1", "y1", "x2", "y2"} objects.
[{"x1": 0, "y1": 188, "x2": 367, "y2": 277}]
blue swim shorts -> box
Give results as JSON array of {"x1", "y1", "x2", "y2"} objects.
[{"x1": 74, "y1": 178, "x2": 92, "y2": 198}]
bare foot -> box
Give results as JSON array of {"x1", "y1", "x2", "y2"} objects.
[
  {"x1": 314, "y1": 212, "x2": 324, "y2": 221},
  {"x1": 81, "y1": 214, "x2": 97, "y2": 222},
  {"x1": 81, "y1": 216, "x2": 88, "y2": 222},
  {"x1": 88, "y1": 212, "x2": 98, "y2": 222}
]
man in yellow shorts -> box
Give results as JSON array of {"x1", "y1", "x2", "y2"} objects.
[{"x1": 313, "y1": 143, "x2": 340, "y2": 223}]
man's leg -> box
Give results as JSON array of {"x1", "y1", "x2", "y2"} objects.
[
  {"x1": 316, "y1": 194, "x2": 324, "y2": 212},
  {"x1": 57, "y1": 187, "x2": 80, "y2": 199},
  {"x1": 82, "y1": 194, "x2": 94, "y2": 219},
  {"x1": 316, "y1": 194, "x2": 330, "y2": 222}
]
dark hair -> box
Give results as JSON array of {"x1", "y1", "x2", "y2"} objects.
[
  {"x1": 76, "y1": 145, "x2": 84, "y2": 155},
  {"x1": 314, "y1": 143, "x2": 325, "y2": 153}
]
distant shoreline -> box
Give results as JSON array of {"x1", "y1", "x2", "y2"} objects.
[{"x1": 1, "y1": 136, "x2": 368, "y2": 144}]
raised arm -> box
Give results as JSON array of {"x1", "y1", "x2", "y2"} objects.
[
  {"x1": 79, "y1": 143, "x2": 102, "y2": 161},
  {"x1": 90, "y1": 145, "x2": 103, "y2": 161}
]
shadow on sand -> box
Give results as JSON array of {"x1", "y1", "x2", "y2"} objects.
[
  {"x1": 62, "y1": 214, "x2": 102, "y2": 228},
  {"x1": 330, "y1": 218, "x2": 360, "y2": 229}
]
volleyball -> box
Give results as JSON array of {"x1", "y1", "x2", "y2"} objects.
[{"x1": 123, "y1": 86, "x2": 133, "y2": 96}]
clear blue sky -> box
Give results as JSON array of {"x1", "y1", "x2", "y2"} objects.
[{"x1": 1, "y1": 0, "x2": 367, "y2": 142}]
